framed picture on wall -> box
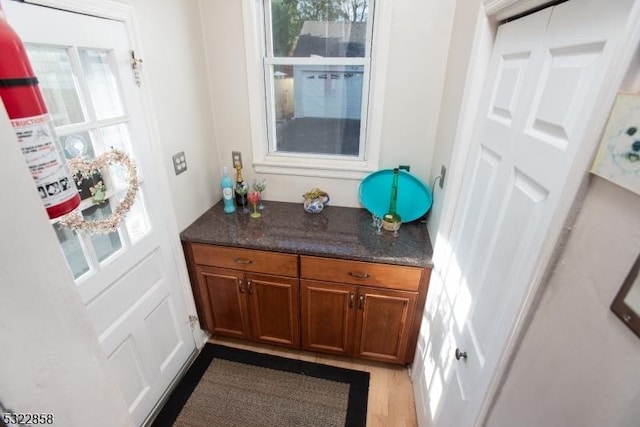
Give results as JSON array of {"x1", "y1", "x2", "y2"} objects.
[
  {"x1": 591, "y1": 93, "x2": 640, "y2": 195},
  {"x1": 611, "y1": 253, "x2": 640, "y2": 339}
]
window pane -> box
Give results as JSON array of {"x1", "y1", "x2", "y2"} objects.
[
  {"x1": 26, "y1": 46, "x2": 85, "y2": 126},
  {"x1": 99, "y1": 124, "x2": 131, "y2": 153},
  {"x1": 273, "y1": 64, "x2": 362, "y2": 156},
  {"x1": 60, "y1": 131, "x2": 103, "y2": 201},
  {"x1": 270, "y1": 0, "x2": 368, "y2": 58},
  {"x1": 61, "y1": 131, "x2": 96, "y2": 159},
  {"x1": 82, "y1": 203, "x2": 123, "y2": 262},
  {"x1": 100, "y1": 124, "x2": 133, "y2": 190},
  {"x1": 79, "y1": 49, "x2": 124, "y2": 119},
  {"x1": 53, "y1": 223, "x2": 90, "y2": 279},
  {"x1": 118, "y1": 189, "x2": 150, "y2": 243}
]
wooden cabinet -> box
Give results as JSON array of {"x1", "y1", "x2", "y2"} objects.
[
  {"x1": 248, "y1": 273, "x2": 299, "y2": 346},
  {"x1": 195, "y1": 266, "x2": 250, "y2": 339},
  {"x1": 300, "y1": 280, "x2": 356, "y2": 356},
  {"x1": 353, "y1": 286, "x2": 417, "y2": 362},
  {"x1": 300, "y1": 256, "x2": 427, "y2": 364},
  {"x1": 183, "y1": 242, "x2": 431, "y2": 364},
  {"x1": 188, "y1": 244, "x2": 299, "y2": 348}
]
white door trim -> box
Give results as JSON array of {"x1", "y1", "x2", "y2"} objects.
[
  {"x1": 24, "y1": 0, "x2": 207, "y2": 349},
  {"x1": 483, "y1": 0, "x2": 554, "y2": 20},
  {"x1": 423, "y1": 1, "x2": 640, "y2": 426},
  {"x1": 410, "y1": 0, "x2": 496, "y2": 380}
]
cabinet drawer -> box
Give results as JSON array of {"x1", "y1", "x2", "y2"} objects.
[
  {"x1": 191, "y1": 244, "x2": 297, "y2": 277},
  {"x1": 300, "y1": 256, "x2": 422, "y2": 291}
]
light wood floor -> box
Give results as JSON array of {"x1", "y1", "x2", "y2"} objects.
[{"x1": 210, "y1": 337, "x2": 418, "y2": 427}]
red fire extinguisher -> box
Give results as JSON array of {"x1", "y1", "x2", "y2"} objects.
[{"x1": 0, "y1": 5, "x2": 80, "y2": 219}]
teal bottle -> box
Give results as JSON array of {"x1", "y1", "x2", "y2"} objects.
[{"x1": 221, "y1": 166, "x2": 236, "y2": 213}]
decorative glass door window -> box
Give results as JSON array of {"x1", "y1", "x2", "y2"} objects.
[{"x1": 27, "y1": 45, "x2": 150, "y2": 280}]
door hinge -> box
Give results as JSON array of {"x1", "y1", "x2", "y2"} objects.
[
  {"x1": 188, "y1": 315, "x2": 199, "y2": 329},
  {"x1": 130, "y1": 50, "x2": 143, "y2": 87}
]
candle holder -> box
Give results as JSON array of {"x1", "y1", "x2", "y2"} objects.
[
  {"x1": 372, "y1": 214, "x2": 383, "y2": 235},
  {"x1": 248, "y1": 191, "x2": 261, "y2": 218}
]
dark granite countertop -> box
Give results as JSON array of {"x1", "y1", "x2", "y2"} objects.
[{"x1": 180, "y1": 200, "x2": 433, "y2": 268}]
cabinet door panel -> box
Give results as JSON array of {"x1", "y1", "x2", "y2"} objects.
[
  {"x1": 354, "y1": 287, "x2": 417, "y2": 363},
  {"x1": 301, "y1": 280, "x2": 357, "y2": 356},
  {"x1": 248, "y1": 274, "x2": 300, "y2": 347},
  {"x1": 196, "y1": 266, "x2": 251, "y2": 339}
]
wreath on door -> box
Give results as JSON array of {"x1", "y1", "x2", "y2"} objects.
[{"x1": 59, "y1": 149, "x2": 139, "y2": 234}]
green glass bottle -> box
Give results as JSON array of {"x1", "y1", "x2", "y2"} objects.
[{"x1": 382, "y1": 168, "x2": 402, "y2": 231}]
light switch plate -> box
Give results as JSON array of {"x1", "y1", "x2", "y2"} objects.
[
  {"x1": 232, "y1": 151, "x2": 243, "y2": 169},
  {"x1": 173, "y1": 151, "x2": 187, "y2": 175}
]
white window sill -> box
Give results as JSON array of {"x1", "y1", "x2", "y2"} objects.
[{"x1": 253, "y1": 158, "x2": 376, "y2": 180}]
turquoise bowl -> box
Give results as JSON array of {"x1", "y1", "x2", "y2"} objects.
[{"x1": 359, "y1": 169, "x2": 433, "y2": 223}]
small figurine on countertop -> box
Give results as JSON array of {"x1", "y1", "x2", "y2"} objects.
[{"x1": 220, "y1": 166, "x2": 235, "y2": 214}]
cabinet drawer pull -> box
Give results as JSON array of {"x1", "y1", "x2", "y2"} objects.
[
  {"x1": 247, "y1": 280, "x2": 253, "y2": 295},
  {"x1": 348, "y1": 271, "x2": 370, "y2": 279},
  {"x1": 238, "y1": 279, "x2": 245, "y2": 293},
  {"x1": 349, "y1": 292, "x2": 355, "y2": 308},
  {"x1": 234, "y1": 257, "x2": 253, "y2": 265},
  {"x1": 358, "y1": 294, "x2": 365, "y2": 309}
]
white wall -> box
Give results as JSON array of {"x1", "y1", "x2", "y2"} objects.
[
  {"x1": 0, "y1": 106, "x2": 133, "y2": 426},
  {"x1": 424, "y1": 0, "x2": 486, "y2": 238},
  {"x1": 377, "y1": 0, "x2": 455, "y2": 181},
  {"x1": 198, "y1": 0, "x2": 455, "y2": 208},
  {"x1": 116, "y1": 0, "x2": 219, "y2": 231},
  {"x1": 486, "y1": 177, "x2": 640, "y2": 427},
  {"x1": 485, "y1": 43, "x2": 640, "y2": 427}
]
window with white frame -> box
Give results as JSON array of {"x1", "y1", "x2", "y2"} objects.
[{"x1": 251, "y1": 0, "x2": 383, "y2": 175}]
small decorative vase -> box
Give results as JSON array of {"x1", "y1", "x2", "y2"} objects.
[
  {"x1": 303, "y1": 196, "x2": 329, "y2": 214},
  {"x1": 302, "y1": 188, "x2": 330, "y2": 214}
]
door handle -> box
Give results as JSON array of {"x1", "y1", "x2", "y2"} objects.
[
  {"x1": 238, "y1": 279, "x2": 245, "y2": 294},
  {"x1": 247, "y1": 280, "x2": 253, "y2": 295},
  {"x1": 455, "y1": 348, "x2": 467, "y2": 361},
  {"x1": 348, "y1": 271, "x2": 369, "y2": 279},
  {"x1": 349, "y1": 292, "x2": 355, "y2": 308},
  {"x1": 234, "y1": 257, "x2": 253, "y2": 265},
  {"x1": 358, "y1": 294, "x2": 365, "y2": 309}
]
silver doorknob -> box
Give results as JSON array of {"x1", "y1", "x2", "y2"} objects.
[{"x1": 455, "y1": 348, "x2": 467, "y2": 361}]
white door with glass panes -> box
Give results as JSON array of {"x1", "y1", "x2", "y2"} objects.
[{"x1": 4, "y1": 2, "x2": 197, "y2": 425}]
